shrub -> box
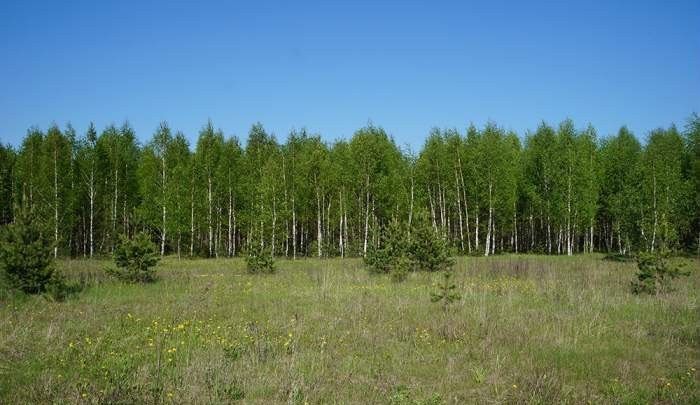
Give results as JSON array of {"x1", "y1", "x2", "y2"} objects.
[
  {"x1": 0, "y1": 210, "x2": 55, "y2": 294},
  {"x1": 390, "y1": 256, "x2": 411, "y2": 283},
  {"x1": 365, "y1": 219, "x2": 410, "y2": 277},
  {"x1": 106, "y1": 233, "x2": 160, "y2": 283},
  {"x1": 430, "y1": 270, "x2": 461, "y2": 312},
  {"x1": 631, "y1": 249, "x2": 689, "y2": 295},
  {"x1": 410, "y1": 220, "x2": 454, "y2": 272},
  {"x1": 246, "y1": 244, "x2": 275, "y2": 274},
  {"x1": 44, "y1": 272, "x2": 84, "y2": 302}
]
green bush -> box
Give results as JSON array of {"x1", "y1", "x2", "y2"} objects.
[
  {"x1": 409, "y1": 220, "x2": 454, "y2": 273},
  {"x1": 0, "y1": 210, "x2": 55, "y2": 294},
  {"x1": 106, "y1": 233, "x2": 160, "y2": 283},
  {"x1": 365, "y1": 217, "x2": 454, "y2": 280},
  {"x1": 365, "y1": 219, "x2": 410, "y2": 277},
  {"x1": 430, "y1": 270, "x2": 461, "y2": 312},
  {"x1": 44, "y1": 272, "x2": 84, "y2": 302},
  {"x1": 246, "y1": 244, "x2": 275, "y2": 274},
  {"x1": 390, "y1": 256, "x2": 411, "y2": 283},
  {"x1": 631, "y1": 249, "x2": 688, "y2": 295}
]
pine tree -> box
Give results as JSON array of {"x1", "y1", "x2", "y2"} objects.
[{"x1": 0, "y1": 209, "x2": 55, "y2": 294}]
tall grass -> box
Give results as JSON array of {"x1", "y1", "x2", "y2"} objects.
[{"x1": 0, "y1": 255, "x2": 697, "y2": 403}]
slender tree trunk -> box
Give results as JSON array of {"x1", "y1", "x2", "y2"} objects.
[
  {"x1": 485, "y1": 182, "x2": 492, "y2": 257},
  {"x1": 161, "y1": 153, "x2": 166, "y2": 256},
  {"x1": 316, "y1": 179, "x2": 322, "y2": 258},
  {"x1": 513, "y1": 200, "x2": 518, "y2": 254},
  {"x1": 53, "y1": 147, "x2": 58, "y2": 258},
  {"x1": 89, "y1": 169, "x2": 94, "y2": 258},
  {"x1": 189, "y1": 178, "x2": 195, "y2": 257},
  {"x1": 232, "y1": 204, "x2": 237, "y2": 256},
  {"x1": 566, "y1": 163, "x2": 572, "y2": 256},
  {"x1": 208, "y1": 175, "x2": 213, "y2": 256},
  {"x1": 272, "y1": 193, "x2": 277, "y2": 256},
  {"x1": 475, "y1": 203, "x2": 480, "y2": 252},
  {"x1": 429, "y1": 191, "x2": 437, "y2": 232},
  {"x1": 228, "y1": 186, "x2": 233, "y2": 256},
  {"x1": 408, "y1": 173, "x2": 414, "y2": 229},
  {"x1": 651, "y1": 170, "x2": 657, "y2": 252},
  {"x1": 455, "y1": 170, "x2": 464, "y2": 251},
  {"x1": 339, "y1": 190, "x2": 344, "y2": 258},
  {"x1": 292, "y1": 197, "x2": 297, "y2": 260},
  {"x1": 344, "y1": 208, "x2": 348, "y2": 257},
  {"x1": 363, "y1": 175, "x2": 370, "y2": 256},
  {"x1": 113, "y1": 168, "x2": 118, "y2": 250}
]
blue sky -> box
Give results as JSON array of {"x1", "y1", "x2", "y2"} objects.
[{"x1": 1, "y1": 0, "x2": 698, "y2": 149}]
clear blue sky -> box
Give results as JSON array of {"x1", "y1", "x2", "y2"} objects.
[{"x1": 1, "y1": 0, "x2": 698, "y2": 149}]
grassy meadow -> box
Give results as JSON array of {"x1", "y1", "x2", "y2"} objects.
[{"x1": 0, "y1": 255, "x2": 698, "y2": 404}]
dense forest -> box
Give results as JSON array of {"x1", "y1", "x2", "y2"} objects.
[{"x1": 0, "y1": 115, "x2": 698, "y2": 258}]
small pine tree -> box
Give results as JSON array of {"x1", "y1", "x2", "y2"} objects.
[
  {"x1": 107, "y1": 233, "x2": 160, "y2": 283},
  {"x1": 390, "y1": 255, "x2": 411, "y2": 283},
  {"x1": 431, "y1": 270, "x2": 461, "y2": 312},
  {"x1": 631, "y1": 248, "x2": 689, "y2": 295},
  {"x1": 246, "y1": 244, "x2": 275, "y2": 274},
  {"x1": 0, "y1": 210, "x2": 55, "y2": 294},
  {"x1": 365, "y1": 219, "x2": 410, "y2": 276},
  {"x1": 410, "y1": 219, "x2": 454, "y2": 272}
]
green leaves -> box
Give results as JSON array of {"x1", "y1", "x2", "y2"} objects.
[
  {"x1": 365, "y1": 215, "x2": 454, "y2": 280},
  {"x1": 245, "y1": 244, "x2": 276, "y2": 274},
  {"x1": 107, "y1": 233, "x2": 160, "y2": 283},
  {"x1": 430, "y1": 270, "x2": 461, "y2": 312},
  {"x1": 3, "y1": 115, "x2": 700, "y2": 259},
  {"x1": 410, "y1": 217, "x2": 455, "y2": 273},
  {"x1": 0, "y1": 209, "x2": 55, "y2": 294},
  {"x1": 631, "y1": 248, "x2": 689, "y2": 295}
]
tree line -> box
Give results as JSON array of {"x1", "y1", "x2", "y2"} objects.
[{"x1": 0, "y1": 115, "x2": 698, "y2": 259}]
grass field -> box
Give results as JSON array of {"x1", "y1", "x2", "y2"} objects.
[{"x1": 1, "y1": 255, "x2": 698, "y2": 404}]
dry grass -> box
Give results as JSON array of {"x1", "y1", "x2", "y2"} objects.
[{"x1": 0, "y1": 255, "x2": 698, "y2": 404}]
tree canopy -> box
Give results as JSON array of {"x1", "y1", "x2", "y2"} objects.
[{"x1": 1, "y1": 116, "x2": 698, "y2": 258}]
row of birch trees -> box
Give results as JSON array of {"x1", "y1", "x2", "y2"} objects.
[{"x1": 0, "y1": 115, "x2": 698, "y2": 258}]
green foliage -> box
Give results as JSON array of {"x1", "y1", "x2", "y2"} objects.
[
  {"x1": 107, "y1": 233, "x2": 160, "y2": 283},
  {"x1": 366, "y1": 217, "x2": 455, "y2": 281},
  {"x1": 410, "y1": 219, "x2": 454, "y2": 272},
  {"x1": 5, "y1": 115, "x2": 700, "y2": 259},
  {"x1": 246, "y1": 244, "x2": 275, "y2": 274},
  {"x1": 631, "y1": 249, "x2": 689, "y2": 294},
  {"x1": 44, "y1": 272, "x2": 84, "y2": 302},
  {"x1": 0, "y1": 210, "x2": 55, "y2": 294},
  {"x1": 365, "y1": 219, "x2": 409, "y2": 275},
  {"x1": 430, "y1": 270, "x2": 461, "y2": 312},
  {"x1": 389, "y1": 385, "x2": 442, "y2": 405},
  {"x1": 390, "y1": 256, "x2": 411, "y2": 283}
]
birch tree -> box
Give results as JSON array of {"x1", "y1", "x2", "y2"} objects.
[
  {"x1": 194, "y1": 121, "x2": 224, "y2": 257},
  {"x1": 43, "y1": 125, "x2": 72, "y2": 257}
]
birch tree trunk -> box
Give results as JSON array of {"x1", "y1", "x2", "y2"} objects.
[
  {"x1": 363, "y1": 175, "x2": 370, "y2": 256},
  {"x1": 208, "y1": 175, "x2": 213, "y2": 256},
  {"x1": 272, "y1": 193, "x2": 277, "y2": 256},
  {"x1": 53, "y1": 147, "x2": 58, "y2": 258},
  {"x1": 455, "y1": 170, "x2": 464, "y2": 251},
  {"x1": 566, "y1": 162, "x2": 572, "y2": 256},
  {"x1": 484, "y1": 182, "x2": 492, "y2": 257},
  {"x1": 316, "y1": 178, "x2": 322, "y2": 258},
  {"x1": 292, "y1": 197, "x2": 297, "y2": 260},
  {"x1": 89, "y1": 169, "x2": 94, "y2": 257},
  {"x1": 189, "y1": 178, "x2": 195, "y2": 257},
  {"x1": 161, "y1": 152, "x2": 166, "y2": 256},
  {"x1": 475, "y1": 203, "x2": 480, "y2": 252},
  {"x1": 228, "y1": 186, "x2": 232, "y2": 256},
  {"x1": 651, "y1": 170, "x2": 657, "y2": 252}
]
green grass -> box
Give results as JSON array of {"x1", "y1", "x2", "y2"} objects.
[{"x1": 1, "y1": 255, "x2": 698, "y2": 404}]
